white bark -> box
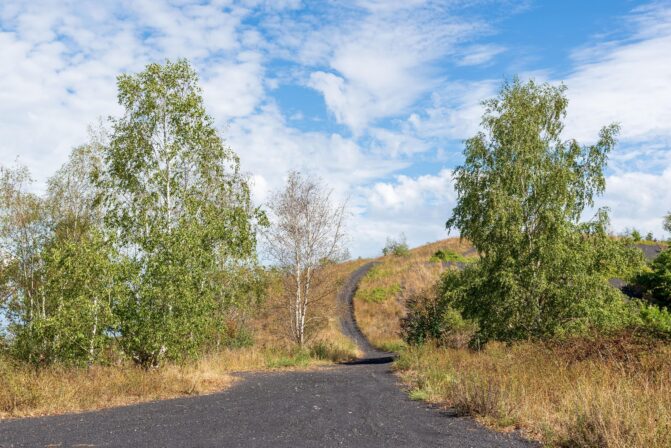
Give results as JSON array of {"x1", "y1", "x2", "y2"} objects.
[{"x1": 264, "y1": 172, "x2": 346, "y2": 347}]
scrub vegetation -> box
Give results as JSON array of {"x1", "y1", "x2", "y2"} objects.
[
  {"x1": 0, "y1": 60, "x2": 358, "y2": 418},
  {"x1": 356, "y1": 80, "x2": 671, "y2": 447}
]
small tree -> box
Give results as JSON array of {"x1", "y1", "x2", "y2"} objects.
[
  {"x1": 264, "y1": 172, "x2": 346, "y2": 347},
  {"x1": 664, "y1": 212, "x2": 671, "y2": 236},
  {"x1": 630, "y1": 229, "x2": 642, "y2": 242},
  {"x1": 97, "y1": 59, "x2": 263, "y2": 367},
  {"x1": 382, "y1": 234, "x2": 410, "y2": 257},
  {"x1": 446, "y1": 79, "x2": 642, "y2": 342}
]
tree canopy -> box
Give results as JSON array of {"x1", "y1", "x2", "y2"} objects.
[{"x1": 443, "y1": 79, "x2": 643, "y2": 342}]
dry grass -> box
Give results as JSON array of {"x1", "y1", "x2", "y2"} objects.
[
  {"x1": 0, "y1": 259, "x2": 367, "y2": 420},
  {"x1": 353, "y1": 238, "x2": 474, "y2": 351},
  {"x1": 396, "y1": 334, "x2": 671, "y2": 447}
]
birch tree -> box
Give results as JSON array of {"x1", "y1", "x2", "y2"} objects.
[
  {"x1": 445, "y1": 79, "x2": 643, "y2": 343},
  {"x1": 265, "y1": 172, "x2": 346, "y2": 347},
  {"x1": 97, "y1": 59, "x2": 264, "y2": 367}
]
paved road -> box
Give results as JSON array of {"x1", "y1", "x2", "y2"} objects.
[{"x1": 0, "y1": 263, "x2": 536, "y2": 448}]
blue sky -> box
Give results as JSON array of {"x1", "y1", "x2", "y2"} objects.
[{"x1": 1, "y1": 0, "x2": 670, "y2": 256}]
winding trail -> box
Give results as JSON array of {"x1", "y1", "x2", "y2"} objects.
[{"x1": 0, "y1": 262, "x2": 536, "y2": 448}]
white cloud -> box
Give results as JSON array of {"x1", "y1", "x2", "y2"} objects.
[
  {"x1": 202, "y1": 52, "x2": 265, "y2": 119},
  {"x1": 351, "y1": 169, "x2": 455, "y2": 255},
  {"x1": 564, "y1": 4, "x2": 671, "y2": 143},
  {"x1": 302, "y1": 5, "x2": 486, "y2": 133},
  {"x1": 457, "y1": 44, "x2": 505, "y2": 66},
  {"x1": 599, "y1": 166, "x2": 671, "y2": 239},
  {"x1": 408, "y1": 80, "x2": 498, "y2": 141},
  {"x1": 224, "y1": 103, "x2": 406, "y2": 200},
  {"x1": 0, "y1": 0, "x2": 267, "y2": 189}
]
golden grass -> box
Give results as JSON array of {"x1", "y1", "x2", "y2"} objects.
[
  {"x1": 0, "y1": 258, "x2": 367, "y2": 420},
  {"x1": 396, "y1": 336, "x2": 671, "y2": 448},
  {"x1": 354, "y1": 238, "x2": 474, "y2": 350},
  {"x1": 0, "y1": 343, "x2": 361, "y2": 420}
]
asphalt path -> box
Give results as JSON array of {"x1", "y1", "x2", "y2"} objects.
[{"x1": 0, "y1": 262, "x2": 537, "y2": 448}]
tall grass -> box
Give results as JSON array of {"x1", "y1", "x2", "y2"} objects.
[
  {"x1": 396, "y1": 334, "x2": 671, "y2": 447},
  {"x1": 354, "y1": 238, "x2": 474, "y2": 350}
]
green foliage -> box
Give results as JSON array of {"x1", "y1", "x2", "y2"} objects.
[
  {"x1": 358, "y1": 284, "x2": 401, "y2": 303},
  {"x1": 646, "y1": 232, "x2": 654, "y2": 242},
  {"x1": 0, "y1": 154, "x2": 133, "y2": 366},
  {"x1": 365, "y1": 265, "x2": 393, "y2": 280},
  {"x1": 401, "y1": 271, "x2": 478, "y2": 348},
  {"x1": 630, "y1": 229, "x2": 642, "y2": 242},
  {"x1": 264, "y1": 349, "x2": 311, "y2": 368},
  {"x1": 664, "y1": 212, "x2": 671, "y2": 235},
  {"x1": 96, "y1": 59, "x2": 264, "y2": 368},
  {"x1": 11, "y1": 229, "x2": 128, "y2": 366},
  {"x1": 635, "y1": 248, "x2": 671, "y2": 308},
  {"x1": 636, "y1": 301, "x2": 671, "y2": 336},
  {"x1": 382, "y1": 235, "x2": 410, "y2": 257},
  {"x1": 1, "y1": 60, "x2": 266, "y2": 369},
  {"x1": 429, "y1": 249, "x2": 471, "y2": 263},
  {"x1": 443, "y1": 79, "x2": 644, "y2": 343}
]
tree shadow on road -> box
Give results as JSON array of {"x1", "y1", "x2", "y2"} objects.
[{"x1": 341, "y1": 355, "x2": 395, "y2": 365}]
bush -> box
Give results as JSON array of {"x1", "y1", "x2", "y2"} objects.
[
  {"x1": 382, "y1": 235, "x2": 410, "y2": 257},
  {"x1": 635, "y1": 248, "x2": 671, "y2": 308},
  {"x1": 401, "y1": 271, "x2": 478, "y2": 348},
  {"x1": 429, "y1": 249, "x2": 470, "y2": 263},
  {"x1": 630, "y1": 228, "x2": 642, "y2": 242}
]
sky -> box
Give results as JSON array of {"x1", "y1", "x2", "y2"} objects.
[{"x1": 1, "y1": 0, "x2": 670, "y2": 257}]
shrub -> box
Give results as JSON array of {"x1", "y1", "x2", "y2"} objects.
[
  {"x1": 382, "y1": 235, "x2": 410, "y2": 257},
  {"x1": 401, "y1": 271, "x2": 478, "y2": 348},
  {"x1": 630, "y1": 229, "x2": 642, "y2": 242},
  {"x1": 429, "y1": 249, "x2": 470, "y2": 263},
  {"x1": 635, "y1": 248, "x2": 671, "y2": 308}
]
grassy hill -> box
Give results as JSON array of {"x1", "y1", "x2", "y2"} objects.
[{"x1": 356, "y1": 237, "x2": 671, "y2": 448}]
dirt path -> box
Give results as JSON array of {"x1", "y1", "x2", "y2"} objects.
[{"x1": 0, "y1": 263, "x2": 536, "y2": 448}]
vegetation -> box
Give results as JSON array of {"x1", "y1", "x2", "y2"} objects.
[
  {"x1": 429, "y1": 249, "x2": 473, "y2": 264},
  {"x1": 635, "y1": 248, "x2": 671, "y2": 308},
  {"x1": 354, "y1": 239, "x2": 472, "y2": 350},
  {"x1": 364, "y1": 79, "x2": 671, "y2": 447},
  {"x1": 263, "y1": 171, "x2": 347, "y2": 347},
  {"x1": 396, "y1": 336, "x2": 671, "y2": 447},
  {"x1": 0, "y1": 60, "x2": 358, "y2": 418},
  {"x1": 382, "y1": 234, "x2": 410, "y2": 257},
  {"x1": 433, "y1": 79, "x2": 644, "y2": 344}
]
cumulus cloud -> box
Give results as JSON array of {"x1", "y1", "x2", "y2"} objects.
[
  {"x1": 0, "y1": 0, "x2": 269, "y2": 189},
  {"x1": 564, "y1": 3, "x2": 671, "y2": 143},
  {"x1": 598, "y1": 167, "x2": 671, "y2": 239},
  {"x1": 301, "y1": 4, "x2": 487, "y2": 133},
  {"x1": 1, "y1": 0, "x2": 670, "y2": 257},
  {"x1": 352, "y1": 169, "x2": 455, "y2": 255}
]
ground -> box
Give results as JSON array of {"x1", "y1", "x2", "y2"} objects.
[{"x1": 0, "y1": 262, "x2": 536, "y2": 448}]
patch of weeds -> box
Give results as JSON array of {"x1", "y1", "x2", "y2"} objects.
[
  {"x1": 409, "y1": 388, "x2": 430, "y2": 401},
  {"x1": 378, "y1": 340, "x2": 407, "y2": 353},
  {"x1": 429, "y1": 249, "x2": 472, "y2": 263},
  {"x1": 264, "y1": 350, "x2": 311, "y2": 369},
  {"x1": 358, "y1": 284, "x2": 401, "y2": 303},
  {"x1": 309, "y1": 341, "x2": 356, "y2": 362},
  {"x1": 365, "y1": 265, "x2": 393, "y2": 280}
]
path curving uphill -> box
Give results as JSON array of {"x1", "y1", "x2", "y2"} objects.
[
  {"x1": 337, "y1": 262, "x2": 382, "y2": 358},
  {"x1": 0, "y1": 264, "x2": 537, "y2": 448}
]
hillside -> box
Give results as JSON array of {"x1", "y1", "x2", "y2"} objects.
[{"x1": 356, "y1": 238, "x2": 671, "y2": 447}]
